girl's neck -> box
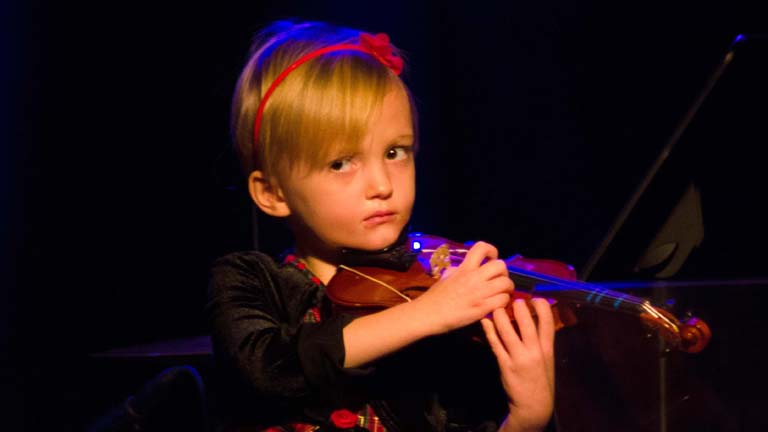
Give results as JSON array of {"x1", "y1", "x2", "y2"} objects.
[
  {"x1": 296, "y1": 255, "x2": 338, "y2": 285},
  {"x1": 288, "y1": 220, "x2": 342, "y2": 284},
  {"x1": 293, "y1": 242, "x2": 342, "y2": 285}
]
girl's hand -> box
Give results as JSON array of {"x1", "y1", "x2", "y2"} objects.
[
  {"x1": 413, "y1": 241, "x2": 514, "y2": 335},
  {"x1": 481, "y1": 299, "x2": 556, "y2": 432},
  {"x1": 341, "y1": 241, "x2": 512, "y2": 368}
]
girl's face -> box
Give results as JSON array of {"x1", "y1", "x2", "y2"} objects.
[{"x1": 280, "y1": 86, "x2": 415, "y2": 255}]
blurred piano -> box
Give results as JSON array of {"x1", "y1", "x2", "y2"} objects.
[{"x1": 552, "y1": 34, "x2": 768, "y2": 432}]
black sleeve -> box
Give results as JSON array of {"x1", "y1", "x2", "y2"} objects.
[{"x1": 206, "y1": 251, "x2": 370, "y2": 408}]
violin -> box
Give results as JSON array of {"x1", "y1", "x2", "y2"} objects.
[{"x1": 326, "y1": 233, "x2": 711, "y2": 354}]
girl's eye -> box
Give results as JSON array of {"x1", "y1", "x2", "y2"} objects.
[
  {"x1": 329, "y1": 158, "x2": 353, "y2": 172},
  {"x1": 386, "y1": 146, "x2": 411, "y2": 161}
]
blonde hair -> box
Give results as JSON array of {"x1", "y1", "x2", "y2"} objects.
[{"x1": 231, "y1": 21, "x2": 415, "y2": 184}]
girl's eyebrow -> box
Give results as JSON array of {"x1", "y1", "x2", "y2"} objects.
[{"x1": 391, "y1": 134, "x2": 414, "y2": 142}]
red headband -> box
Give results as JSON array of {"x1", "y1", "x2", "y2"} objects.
[{"x1": 251, "y1": 32, "x2": 403, "y2": 166}]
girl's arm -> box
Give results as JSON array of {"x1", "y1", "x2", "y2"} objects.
[
  {"x1": 481, "y1": 299, "x2": 556, "y2": 432},
  {"x1": 208, "y1": 251, "x2": 356, "y2": 401},
  {"x1": 342, "y1": 241, "x2": 514, "y2": 368}
]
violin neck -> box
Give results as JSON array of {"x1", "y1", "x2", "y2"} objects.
[{"x1": 507, "y1": 267, "x2": 651, "y2": 315}]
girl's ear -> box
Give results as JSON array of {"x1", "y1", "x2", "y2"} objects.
[{"x1": 248, "y1": 170, "x2": 291, "y2": 217}]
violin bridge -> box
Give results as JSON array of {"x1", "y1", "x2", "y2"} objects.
[{"x1": 430, "y1": 244, "x2": 451, "y2": 278}]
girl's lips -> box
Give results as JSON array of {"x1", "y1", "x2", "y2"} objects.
[{"x1": 364, "y1": 211, "x2": 395, "y2": 226}]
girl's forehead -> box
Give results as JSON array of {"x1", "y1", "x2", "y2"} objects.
[
  {"x1": 342, "y1": 87, "x2": 413, "y2": 142},
  {"x1": 264, "y1": 73, "x2": 415, "y2": 182}
]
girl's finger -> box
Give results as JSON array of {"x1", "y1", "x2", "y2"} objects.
[
  {"x1": 461, "y1": 242, "x2": 498, "y2": 269},
  {"x1": 481, "y1": 317, "x2": 509, "y2": 362},
  {"x1": 531, "y1": 298, "x2": 555, "y2": 349},
  {"x1": 512, "y1": 298, "x2": 538, "y2": 346},
  {"x1": 492, "y1": 306, "x2": 523, "y2": 353},
  {"x1": 483, "y1": 293, "x2": 512, "y2": 314},
  {"x1": 477, "y1": 258, "x2": 509, "y2": 281},
  {"x1": 531, "y1": 298, "x2": 557, "y2": 390},
  {"x1": 482, "y1": 273, "x2": 515, "y2": 297}
]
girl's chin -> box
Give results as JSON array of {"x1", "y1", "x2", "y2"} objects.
[{"x1": 345, "y1": 232, "x2": 402, "y2": 252}]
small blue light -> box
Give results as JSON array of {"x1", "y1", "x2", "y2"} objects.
[
  {"x1": 412, "y1": 241, "x2": 422, "y2": 250},
  {"x1": 732, "y1": 34, "x2": 746, "y2": 47}
]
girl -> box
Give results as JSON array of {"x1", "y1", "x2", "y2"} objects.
[{"x1": 207, "y1": 20, "x2": 555, "y2": 432}]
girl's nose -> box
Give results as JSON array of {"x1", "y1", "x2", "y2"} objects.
[{"x1": 365, "y1": 163, "x2": 393, "y2": 200}]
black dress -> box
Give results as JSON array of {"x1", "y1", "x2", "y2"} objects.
[{"x1": 206, "y1": 248, "x2": 509, "y2": 431}]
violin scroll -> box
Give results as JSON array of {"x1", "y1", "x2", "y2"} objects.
[{"x1": 679, "y1": 316, "x2": 712, "y2": 354}]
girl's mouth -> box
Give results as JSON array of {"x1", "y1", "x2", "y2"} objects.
[{"x1": 364, "y1": 211, "x2": 395, "y2": 226}]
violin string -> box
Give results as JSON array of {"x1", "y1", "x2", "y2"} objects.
[
  {"x1": 420, "y1": 248, "x2": 470, "y2": 254},
  {"x1": 641, "y1": 302, "x2": 678, "y2": 332},
  {"x1": 439, "y1": 251, "x2": 650, "y2": 308},
  {"x1": 503, "y1": 264, "x2": 680, "y2": 332},
  {"x1": 337, "y1": 265, "x2": 412, "y2": 302},
  {"x1": 528, "y1": 280, "x2": 647, "y2": 308},
  {"x1": 504, "y1": 263, "x2": 681, "y2": 335}
]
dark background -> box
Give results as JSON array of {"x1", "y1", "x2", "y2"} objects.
[{"x1": 4, "y1": 0, "x2": 768, "y2": 430}]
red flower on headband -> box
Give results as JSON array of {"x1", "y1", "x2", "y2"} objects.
[{"x1": 359, "y1": 32, "x2": 404, "y2": 75}]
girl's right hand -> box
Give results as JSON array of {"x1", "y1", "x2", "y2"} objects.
[
  {"x1": 341, "y1": 241, "x2": 514, "y2": 368},
  {"x1": 412, "y1": 241, "x2": 514, "y2": 335}
]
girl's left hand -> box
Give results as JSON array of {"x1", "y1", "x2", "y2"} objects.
[{"x1": 480, "y1": 298, "x2": 556, "y2": 432}]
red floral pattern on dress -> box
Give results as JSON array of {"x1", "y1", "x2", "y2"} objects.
[{"x1": 330, "y1": 409, "x2": 358, "y2": 428}]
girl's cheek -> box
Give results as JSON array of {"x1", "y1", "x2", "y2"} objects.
[{"x1": 335, "y1": 166, "x2": 360, "y2": 181}]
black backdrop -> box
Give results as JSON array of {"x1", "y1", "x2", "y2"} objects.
[{"x1": 4, "y1": 0, "x2": 767, "y2": 430}]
